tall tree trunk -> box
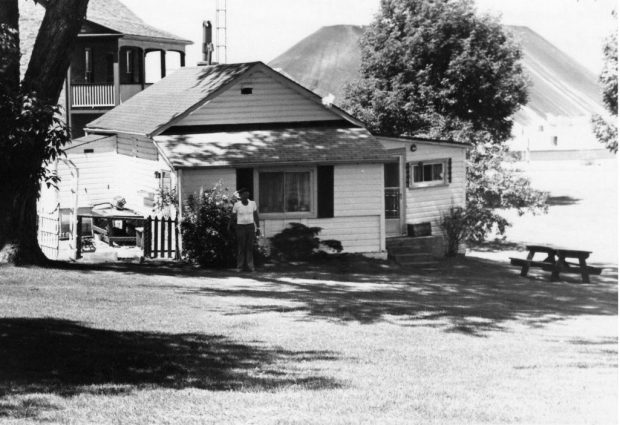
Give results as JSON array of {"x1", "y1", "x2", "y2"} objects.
[
  {"x1": 0, "y1": 0, "x2": 21, "y2": 258},
  {"x1": 23, "y1": 0, "x2": 89, "y2": 102},
  {"x1": 0, "y1": 0, "x2": 89, "y2": 265}
]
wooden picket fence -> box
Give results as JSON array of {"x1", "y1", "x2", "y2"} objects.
[{"x1": 143, "y1": 216, "x2": 180, "y2": 259}]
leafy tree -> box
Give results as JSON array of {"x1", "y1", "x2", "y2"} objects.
[
  {"x1": 592, "y1": 32, "x2": 617, "y2": 153},
  {"x1": 344, "y1": 0, "x2": 547, "y2": 242},
  {"x1": 0, "y1": 0, "x2": 89, "y2": 264}
]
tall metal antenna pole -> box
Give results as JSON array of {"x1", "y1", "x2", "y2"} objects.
[{"x1": 215, "y1": 0, "x2": 227, "y2": 63}]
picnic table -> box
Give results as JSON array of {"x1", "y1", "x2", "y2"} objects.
[{"x1": 510, "y1": 244, "x2": 602, "y2": 283}]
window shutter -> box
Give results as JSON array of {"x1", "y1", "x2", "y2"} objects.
[
  {"x1": 406, "y1": 163, "x2": 410, "y2": 187},
  {"x1": 317, "y1": 165, "x2": 334, "y2": 218},
  {"x1": 236, "y1": 168, "x2": 254, "y2": 199},
  {"x1": 447, "y1": 158, "x2": 452, "y2": 183}
]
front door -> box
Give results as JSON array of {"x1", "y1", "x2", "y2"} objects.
[{"x1": 384, "y1": 162, "x2": 401, "y2": 237}]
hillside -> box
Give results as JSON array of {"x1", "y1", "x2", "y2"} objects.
[{"x1": 269, "y1": 25, "x2": 606, "y2": 126}]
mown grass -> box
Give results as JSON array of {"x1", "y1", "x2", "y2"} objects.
[{"x1": 0, "y1": 256, "x2": 617, "y2": 424}]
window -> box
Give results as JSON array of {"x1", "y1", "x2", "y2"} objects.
[
  {"x1": 409, "y1": 159, "x2": 449, "y2": 188},
  {"x1": 259, "y1": 171, "x2": 312, "y2": 214},
  {"x1": 84, "y1": 48, "x2": 93, "y2": 82},
  {"x1": 126, "y1": 49, "x2": 133, "y2": 74},
  {"x1": 158, "y1": 170, "x2": 172, "y2": 192}
]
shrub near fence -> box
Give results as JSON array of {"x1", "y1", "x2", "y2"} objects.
[{"x1": 143, "y1": 216, "x2": 179, "y2": 259}]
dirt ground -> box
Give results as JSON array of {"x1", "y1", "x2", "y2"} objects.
[{"x1": 470, "y1": 158, "x2": 617, "y2": 265}]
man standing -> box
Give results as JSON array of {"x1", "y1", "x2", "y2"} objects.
[{"x1": 230, "y1": 188, "x2": 260, "y2": 272}]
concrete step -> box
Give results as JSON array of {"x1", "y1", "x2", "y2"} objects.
[
  {"x1": 398, "y1": 261, "x2": 440, "y2": 268},
  {"x1": 389, "y1": 252, "x2": 436, "y2": 263},
  {"x1": 388, "y1": 246, "x2": 432, "y2": 255},
  {"x1": 386, "y1": 236, "x2": 442, "y2": 250}
]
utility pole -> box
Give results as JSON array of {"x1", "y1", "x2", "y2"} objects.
[{"x1": 215, "y1": 0, "x2": 227, "y2": 63}]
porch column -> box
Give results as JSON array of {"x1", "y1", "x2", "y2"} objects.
[
  {"x1": 65, "y1": 66, "x2": 72, "y2": 132},
  {"x1": 113, "y1": 50, "x2": 120, "y2": 106},
  {"x1": 137, "y1": 47, "x2": 145, "y2": 90},
  {"x1": 160, "y1": 50, "x2": 167, "y2": 78},
  {"x1": 180, "y1": 51, "x2": 186, "y2": 67}
]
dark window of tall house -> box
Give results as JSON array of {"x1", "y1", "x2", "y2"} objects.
[
  {"x1": 84, "y1": 48, "x2": 93, "y2": 83},
  {"x1": 105, "y1": 53, "x2": 114, "y2": 83},
  {"x1": 126, "y1": 49, "x2": 133, "y2": 74}
]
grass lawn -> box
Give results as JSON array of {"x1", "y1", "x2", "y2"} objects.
[{"x1": 0, "y1": 255, "x2": 617, "y2": 425}]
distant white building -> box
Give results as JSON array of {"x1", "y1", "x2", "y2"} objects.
[{"x1": 506, "y1": 26, "x2": 612, "y2": 160}]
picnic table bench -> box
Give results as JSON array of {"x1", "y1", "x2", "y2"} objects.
[{"x1": 510, "y1": 244, "x2": 602, "y2": 283}]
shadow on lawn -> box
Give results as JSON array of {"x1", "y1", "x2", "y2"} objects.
[
  {"x1": 0, "y1": 318, "x2": 340, "y2": 418},
  {"x1": 23, "y1": 256, "x2": 619, "y2": 337},
  {"x1": 182, "y1": 256, "x2": 618, "y2": 336}
]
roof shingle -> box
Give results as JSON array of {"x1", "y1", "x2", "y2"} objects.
[
  {"x1": 87, "y1": 63, "x2": 258, "y2": 136},
  {"x1": 154, "y1": 127, "x2": 394, "y2": 168}
]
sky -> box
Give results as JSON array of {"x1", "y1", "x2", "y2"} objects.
[{"x1": 122, "y1": 0, "x2": 617, "y2": 74}]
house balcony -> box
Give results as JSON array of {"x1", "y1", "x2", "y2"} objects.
[
  {"x1": 71, "y1": 83, "x2": 115, "y2": 108},
  {"x1": 70, "y1": 83, "x2": 145, "y2": 108}
]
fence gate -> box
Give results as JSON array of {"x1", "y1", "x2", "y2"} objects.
[
  {"x1": 143, "y1": 216, "x2": 180, "y2": 259},
  {"x1": 37, "y1": 205, "x2": 61, "y2": 260}
]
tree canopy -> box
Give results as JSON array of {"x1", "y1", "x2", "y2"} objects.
[
  {"x1": 592, "y1": 32, "x2": 617, "y2": 153},
  {"x1": 344, "y1": 0, "x2": 528, "y2": 143},
  {"x1": 344, "y1": 0, "x2": 546, "y2": 243}
]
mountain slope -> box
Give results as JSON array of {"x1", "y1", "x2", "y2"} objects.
[{"x1": 269, "y1": 25, "x2": 606, "y2": 126}]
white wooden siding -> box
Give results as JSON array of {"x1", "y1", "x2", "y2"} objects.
[
  {"x1": 67, "y1": 136, "x2": 116, "y2": 153},
  {"x1": 178, "y1": 163, "x2": 385, "y2": 253},
  {"x1": 114, "y1": 155, "x2": 171, "y2": 215},
  {"x1": 334, "y1": 164, "x2": 384, "y2": 217},
  {"x1": 117, "y1": 133, "x2": 158, "y2": 161},
  {"x1": 55, "y1": 142, "x2": 168, "y2": 215},
  {"x1": 262, "y1": 215, "x2": 382, "y2": 253},
  {"x1": 57, "y1": 152, "x2": 119, "y2": 208},
  {"x1": 181, "y1": 168, "x2": 236, "y2": 201},
  {"x1": 405, "y1": 143, "x2": 467, "y2": 235},
  {"x1": 175, "y1": 70, "x2": 340, "y2": 126}
]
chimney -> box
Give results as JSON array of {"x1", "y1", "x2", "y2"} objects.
[{"x1": 200, "y1": 20, "x2": 214, "y2": 65}]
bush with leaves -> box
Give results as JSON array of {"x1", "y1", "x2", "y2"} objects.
[
  {"x1": 153, "y1": 186, "x2": 178, "y2": 218},
  {"x1": 180, "y1": 183, "x2": 269, "y2": 268},
  {"x1": 440, "y1": 206, "x2": 469, "y2": 257},
  {"x1": 465, "y1": 134, "x2": 548, "y2": 241},
  {"x1": 180, "y1": 183, "x2": 234, "y2": 268},
  {"x1": 270, "y1": 223, "x2": 343, "y2": 261}
]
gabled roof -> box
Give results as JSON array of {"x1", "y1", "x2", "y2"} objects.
[
  {"x1": 154, "y1": 127, "x2": 394, "y2": 168},
  {"x1": 83, "y1": 0, "x2": 191, "y2": 43},
  {"x1": 19, "y1": 0, "x2": 190, "y2": 78},
  {"x1": 86, "y1": 62, "x2": 364, "y2": 137}
]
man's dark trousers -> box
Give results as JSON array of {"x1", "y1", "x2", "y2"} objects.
[{"x1": 236, "y1": 223, "x2": 255, "y2": 270}]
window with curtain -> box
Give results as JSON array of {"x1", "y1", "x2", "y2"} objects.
[
  {"x1": 410, "y1": 160, "x2": 447, "y2": 187},
  {"x1": 259, "y1": 171, "x2": 311, "y2": 214}
]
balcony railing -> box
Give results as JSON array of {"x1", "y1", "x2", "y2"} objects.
[{"x1": 71, "y1": 83, "x2": 115, "y2": 108}]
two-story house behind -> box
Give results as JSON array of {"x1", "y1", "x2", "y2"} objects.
[{"x1": 19, "y1": 0, "x2": 192, "y2": 138}]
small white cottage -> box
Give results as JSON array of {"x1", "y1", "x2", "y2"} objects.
[{"x1": 44, "y1": 61, "x2": 468, "y2": 258}]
